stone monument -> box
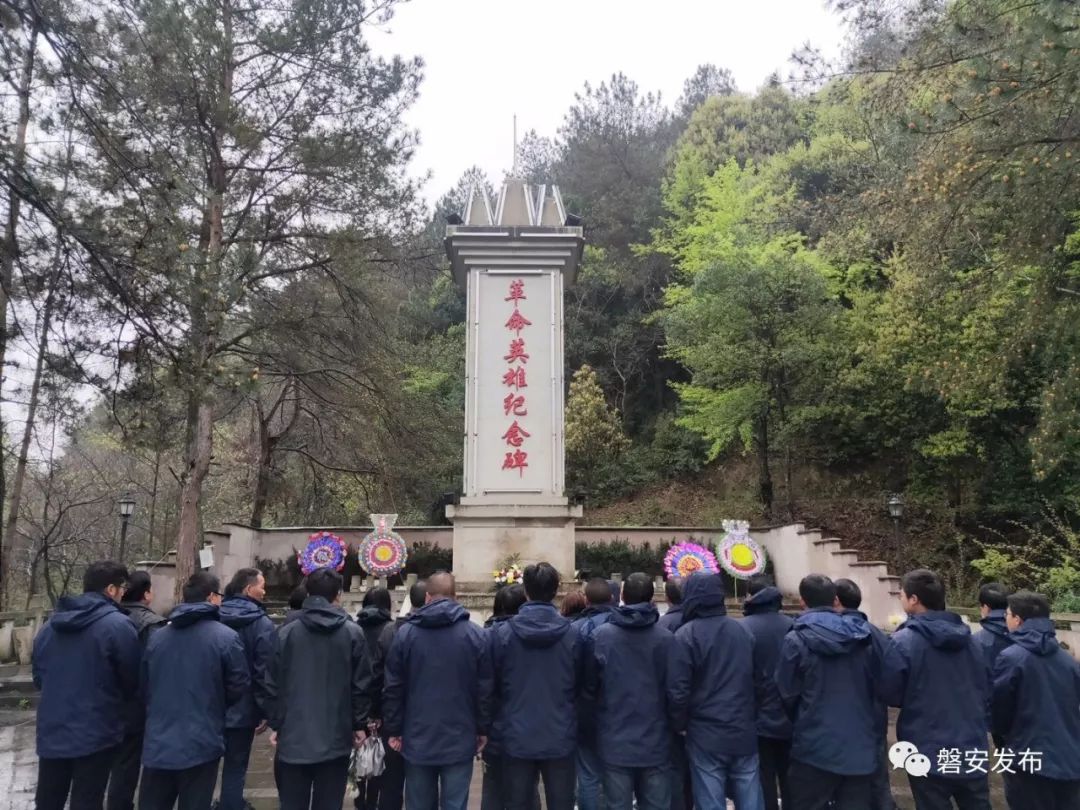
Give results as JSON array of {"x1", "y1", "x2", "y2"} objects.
[{"x1": 444, "y1": 177, "x2": 585, "y2": 582}]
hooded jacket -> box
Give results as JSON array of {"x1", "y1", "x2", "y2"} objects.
[
  {"x1": 118, "y1": 601, "x2": 167, "y2": 734},
  {"x1": 357, "y1": 606, "x2": 393, "y2": 717},
  {"x1": 33, "y1": 592, "x2": 142, "y2": 759},
  {"x1": 383, "y1": 598, "x2": 492, "y2": 766},
  {"x1": 483, "y1": 614, "x2": 513, "y2": 757},
  {"x1": 492, "y1": 601, "x2": 581, "y2": 760},
  {"x1": 667, "y1": 574, "x2": 760, "y2": 757},
  {"x1": 841, "y1": 608, "x2": 890, "y2": 740},
  {"x1": 141, "y1": 602, "x2": 249, "y2": 770},
  {"x1": 776, "y1": 608, "x2": 880, "y2": 775},
  {"x1": 657, "y1": 603, "x2": 684, "y2": 633},
  {"x1": 266, "y1": 596, "x2": 372, "y2": 765},
  {"x1": 587, "y1": 602, "x2": 675, "y2": 768},
  {"x1": 976, "y1": 609, "x2": 1013, "y2": 670},
  {"x1": 879, "y1": 611, "x2": 990, "y2": 779},
  {"x1": 574, "y1": 602, "x2": 614, "y2": 745},
  {"x1": 219, "y1": 595, "x2": 276, "y2": 729},
  {"x1": 991, "y1": 618, "x2": 1080, "y2": 781},
  {"x1": 741, "y1": 587, "x2": 794, "y2": 740}
]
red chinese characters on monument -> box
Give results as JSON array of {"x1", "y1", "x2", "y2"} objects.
[{"x1": 502, "y1": 279, "x2": 532, "y2": 477}]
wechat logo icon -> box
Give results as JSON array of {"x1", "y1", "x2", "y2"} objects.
[{"x1": 889, "y1": 741, "x2": 931, "y2": 778}]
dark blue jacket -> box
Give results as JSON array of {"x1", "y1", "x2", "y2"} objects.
[
  {"x1": 219, "y1": 595, "x2": 276, "y2": 729},
  {"x1": 842, "y1": 608, "x2": 889, "y2": 740},
  {"x1": 879, "y1": 611, "x2": 990, "y2": 779},
  {"x1": 483, "y1": 614, "x2": 513, "y2": 757},
  {"x1": 991, "y1": 618, "x2": 1080, "y2": 781},
  {"x1": 741, "y1": 587, "x2": 794, "y2": 740},
  {"x1": 492, "y1": 601, "x2": 581, "y2": 759},
  {"x1": 575, "y1": 603, "x2": 615, "y2": 639},
  {"x1": 383, "y1": 599, "x2": 492, "y2": 766},
  {"x1": 142, "y1": 602, "x2": 249, "y2": 770},
  {"x1": 33, "y1": 592, "x2": 141, "y2": 759},
  {"x1": 776, "y1": 608, "x2": 880, "y2": 775},
  {"x1": 574, "y1": 602, "x2": 614, "y2": 745},
  {"x1": 668, "y1": 574, "x2": 760, "y2": 757},
  {"x1": 976, "y1": 610, "x2": 1013, "y2": 670},
  {"x1": 587, "y1": 602, "x2": 675, "y2": 768},
  {"x1": 657, "y1": 604, "x2": 684, "y2": 633},
  {"x1": 357, "y1": 606, "x2": 393, "y2": 718}
]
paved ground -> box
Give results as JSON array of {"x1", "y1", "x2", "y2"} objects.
[{"x1": 0, "y1": 710, "x2": 1008, "y2": 809}]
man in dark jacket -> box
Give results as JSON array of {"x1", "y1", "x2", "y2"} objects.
[
  {"x1": 776, "y1": 575, "x2": 880, "y2": 810},
  {"x1": 835, "y1": 578, "x2": 895, "y2": 810},
  {"x1": 976, "y1": 583, "x2": 1012, "y2": 669},
  {"x1": 482, "y1": 584, "x2": 534, "y2": 810},
  {"x1": 741, "y1": 574, "x2": 794, "y2": 810},
  {"x1": 267, "y1": 566, "x2": 372, "y2": 810},
  {"x1": 374, "y1": 579, "x2": 425, "y2": 810},
  {"x1": 492, "y1": 562, "x2": 581, "y2": 810},
  {"x1": 658, "y1": 577, "x2": 684, "y2": 633},
  {"x1": 992, "y1": 591, "x2": 1080, "y2": 810},
  {"x1": 574, "y1": 576, "x2": 616, "y2": 810},
  {"x1": 218, "y1": 567, "x2": 276, "y2": 810},
  {"x1": 282, "y1": 585, "x2": 307, "y2": 626},
  {"x1": 879, "y1": 569, "x2": 991, "y2": 810},
  {"x1": 33, "y1": 560, "x2": 142, "y2": 810},
  {"x1": 384, "y1": 571, "x2": 491, "y2": 810},
  {"x1": 587, "y1": 573, "x2": 674, "y2": 810},
  {"x1": 108, "y1": 570, "x2": 167, "y2": 810},
  {"x1": 355, "y1": 586, "x2": 393, "y2": 810},
  {"x1": 140, "y1": 572, "x2": 249, "y2": 810},
  {"x1": 668, "y1": 573, "x2": 765, "y2": 809}
]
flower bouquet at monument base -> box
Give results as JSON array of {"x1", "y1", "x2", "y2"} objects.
[{"x1": 493, "y1": 554, "x2": 524, "y2": 590}]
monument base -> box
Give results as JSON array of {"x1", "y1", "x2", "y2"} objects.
[{"x1": 446, "y1": 498, "x2": 582, "y2": 584}]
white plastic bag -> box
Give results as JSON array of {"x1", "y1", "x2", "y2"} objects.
[{"x1": 349, "y1": 734, "x2": 386, "y2": 793}]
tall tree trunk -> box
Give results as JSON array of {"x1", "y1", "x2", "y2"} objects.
[
  {"x1": 753, "y1": 410, "x2": 773, "y2": 516},
  {"x1": 149, "y1": 444, "x2": 161, "y2": 556},
  {"x1": 174, "y1": 396, "x2": 213, "y2": 599},
  {"x1": 0, "y1": 25, "x2": 38, "y2": 608},
  {"x1": 4, "y1": 276, "x2": 56, "y2": 567},
  {"x1": 250, "y1": 403, "x2": 273, "y2": 529}
]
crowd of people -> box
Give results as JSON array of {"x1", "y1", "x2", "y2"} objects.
[{"x1": 28, "y1": 558, "x2": 1080, "y2": 810}]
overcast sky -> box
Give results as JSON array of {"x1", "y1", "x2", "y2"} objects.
[{"x1": 368, "y1": 0, "x2": 848, "y2": 208}]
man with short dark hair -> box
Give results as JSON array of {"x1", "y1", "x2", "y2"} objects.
[
  {"x1": 834, "y1": 578, "x2": 895, "y2": 810},
  {"x1": 33, "y1": 561, "x2": 142, "y2": 810},
  {"x1": 108, "y1": 571, "x2": 167, "y2": 810},
  {"x1": 587, "y1": 573, "x2": 674, "y2": 810},
  {"x1": 992, "y1": 592, "x2": 1080, "y2": 810},
  {"x1": 384, "y1": 571, "x2": 490, "y2": 810},
  {"x1": 658, "y1": 577, "x2": 684, "y2": 633},
  {"x1": 493, "y1": 562, "x2": 580, "y2": 810},
  {"x1": 668, "y1": 573, "x2": 765, "y2": 808},
  {"x1": 575, "y1": 576, "x2": 617, "y2": 810},
  {"x1": 219, "y1": 567, "x2": 276, "y2": 810},
  {"x1": 976, "y1": 583, "x2": 1012, "y2": 670},
  {"x1": 742, "y1": 574, "x2": 793, "y2": 810},
  {"x1": 880, "y1": 569, "x2": 991, "y2": 810},
  {"x1": 267, "y1": 566, "x2": 373, "y2": 810},
  {"x1": 283, "y1": 585, "x2": 307, "y2": 625},
  {"x1": 140, "y1": 572, "x2": 249, "y2": 810},
  {"x1": 777, "y1": 574, "x2": 880, "y2": 810}
]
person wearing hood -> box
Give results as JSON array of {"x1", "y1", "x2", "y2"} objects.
[
  {"x1": 354, "y1": 586, "x2": 394, "y2": 810},
  {"x1": 834, "y1": 578, "x2": 895, "y2": 810},
  {"x1": 139, "y1": 572, "x2": 249, "y2": 810},
  {"x1": 658, "y1": 577, "x2": 684, "y2": 633},
  {"x1": 776, "y1": 575, "x2": 880, "y2": 810},
  {"x1": 586, "y1": 573, "x2": 675, "y2": 810},
  {"x1": 879, "y1": 569, "x2": 991, "y2": 810},
  {"x1": 741, "y1": 575, "x2": 793, "y2": 810},
  {"x1": 667, "y1": 573, "x2": 765, "y2": 810},
  {"x1": 375, "y1": 579, "x2": 426, "y2": 810},
  {"x1": 384, "y1": 571, "x2": 491, "y2": 810},
  {"x1": 482, "y1": 584, "x2": 537, "y2": 810},
  {"x1": 217, "y1": 567, "x2": 276, "y2": 810},
  {"x1": 491, "y1": 562, "x2": 581, "y2": 810},
  {"x1": 266, "y1": 566, "x2": 372, "y2": 810},
  {"x1": 992, "y1": 591, "x2": 1080, "y2": 810},
  {"x1": 108, "y1": 570, "x2": 167, "y2": 810},
  {"x1": 574, "y1": 576, "x2": 618, "y2": 810},
  {"x1": 282, "y1": 584, "x2": 307, "y2": 626},
  {"x1": 33, "y1": 561, "x2": 142, "y2": 810},
  {"x1": 975, "y1": 583, "x2": 1013, "y2": 748}
]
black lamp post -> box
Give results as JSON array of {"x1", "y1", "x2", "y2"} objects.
[
  {"x1": 887, "y1": 493, "x2": 904, "y2": 565},
  {"x1": 118, "y1": 492, "x2": 136, "y2": 562}
]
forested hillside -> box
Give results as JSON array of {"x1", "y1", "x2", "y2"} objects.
[{"x1": 1, "y1": 0, "x2": 1078, "y2": 606}]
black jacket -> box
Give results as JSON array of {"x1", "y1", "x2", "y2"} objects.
[
  {"x1": 123, "y1": 602, "x2": 167, "y2": 642},
  {"x1": 357, "y1": 606, "x2": 393, "y2": 717},
  {"x1": 141, "y1": 602, "x2": 249, "y2": 770},
  {"x1": 266, "y1": 597, "x2": 373, "y2": 765},
  {"x1": 740, "y1": 587, "x2": 794, "y2": 740}
]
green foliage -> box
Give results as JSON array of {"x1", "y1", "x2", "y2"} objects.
[
  {"x1": 575, "y1": 540, "x2": 671, "y2": 579},
  {"x1": 565, "y1": 365, "x2": 631, "y2": 499}
]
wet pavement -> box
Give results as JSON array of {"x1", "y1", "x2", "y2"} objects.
[{"x1": 0, "y1": 710, "x2": 1007, "y2": 809}]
